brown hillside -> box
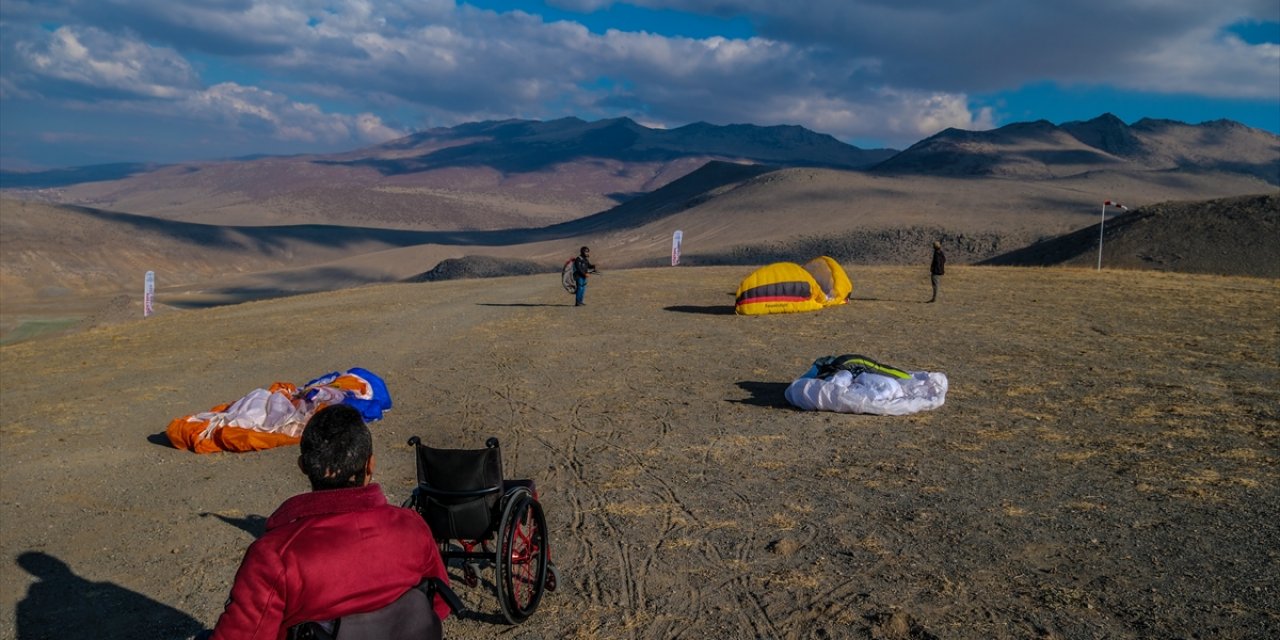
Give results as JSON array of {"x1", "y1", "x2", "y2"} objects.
[
  {"x1": 4, "y1": 166, "x2": 1276, "y2": 344},
  {"x1": 982, "y1": 193, "x2": 1280, "y2": 277}
]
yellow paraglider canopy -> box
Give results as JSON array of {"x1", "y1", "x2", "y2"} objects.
[
  {"x1": 735, "y1": 262, "x2": 826, "y2": 316},
  {"x1": 802, "y1": 256, "x2": 853, "y2": 305}
]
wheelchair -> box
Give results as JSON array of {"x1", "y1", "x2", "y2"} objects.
[{"x1": 403, "y1": 436, "x2": 559, "y2": 624}]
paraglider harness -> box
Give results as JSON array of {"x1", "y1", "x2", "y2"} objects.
[
  {"x1": 811, "y1": 354, "x2": 911, "y2": 380},
  {"x1": 561, "y1": 255, "x2": 598, "y2": 294}
]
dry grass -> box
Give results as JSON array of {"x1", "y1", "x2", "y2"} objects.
[{"x1": 1, "y1": 265, "x2": 1277, "y2": 639}]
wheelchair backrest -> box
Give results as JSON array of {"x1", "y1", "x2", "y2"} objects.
[
  {"x1": 410, "y1": 438, "x2": 505, "y2": 541},
  {"x1": 413, "y1": 441, "x2": 503, "y2": 495},
  {"x1": 288, "y1": 579, "x2": 446, "y2": 640}
]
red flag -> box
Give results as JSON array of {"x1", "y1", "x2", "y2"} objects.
[{"x1": 1104, "y1": 200, "x2": 1128, "y2": 210}]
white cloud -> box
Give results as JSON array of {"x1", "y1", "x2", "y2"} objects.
[
  {"x1": 1120, "y1": 29, "x2": 1280, "y2": 99},
  {"x1": 177, "y1": 83, "x2": 402, "y2": 144},
  {"x1": 15, "y1": 26, "x2": 199, "y2": 98},
  {"x1": 354, "y1": 112, "x2": 405, "y2": 142},
  {"x1": 2, "y1": 0, "x2": 1275, "y2": 165}
]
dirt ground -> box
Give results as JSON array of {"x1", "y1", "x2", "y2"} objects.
[{"x1": 1, "y1": 265, "x2": 1277, "y2": 639}]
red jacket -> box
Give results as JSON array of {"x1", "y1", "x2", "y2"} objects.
[{"x1": 211, "y1": 483, "x2": 450, "y2": 640}]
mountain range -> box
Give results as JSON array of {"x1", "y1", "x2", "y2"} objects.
[
  {"x1": 875, "y1": 114, "x2": 1278, "y2": 183},
  {"x1": 5, "y1": 114, "x2": 1275, "y2": 231}
]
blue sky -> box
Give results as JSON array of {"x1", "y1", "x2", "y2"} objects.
[{"x1": 1, "y1": 0, "x2": 1277, "y2": 169}]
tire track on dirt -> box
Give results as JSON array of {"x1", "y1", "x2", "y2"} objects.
[{"x1": 476, "y1": 383, "x2": 642, "y2": 638}]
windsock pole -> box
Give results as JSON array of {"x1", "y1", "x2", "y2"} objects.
[{"x1": 1097, "y1": 200, "x2": 1127, "y2": 270}]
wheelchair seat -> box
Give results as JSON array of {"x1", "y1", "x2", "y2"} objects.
[
  {"x1": 404, "y1": 436, "x2": 558, "y2": 625},
  {"x1": 287, "y1": 577, "x2": 462, "y2": 640}
]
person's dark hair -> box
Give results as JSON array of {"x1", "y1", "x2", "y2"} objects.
[
  {"x1": 580, "y1": 246, "x2": 590, "y2": 255},
  {"x1": 300, "y1": 405, "x2": 372, "y2": 490}
]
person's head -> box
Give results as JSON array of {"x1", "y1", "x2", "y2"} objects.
[
  {"x1": 580, "y1": 246, "x2": 590, "y2": 257},
  {"x1": 299, "y1": 405, "x2": 374, "y2": 491},
  {"x1": 933, "y1": 241, "x2": 941, "y2": 250}
]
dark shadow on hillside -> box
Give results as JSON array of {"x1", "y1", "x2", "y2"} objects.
[
  {"x1": 606, "y1": 191, "x2": 646, "y2": 204},
  {"x1": 731, "y1": 381, "x2": 792, "y2": 408},
  {"x1": 15, "y1": 551, "x2": 206, "y2": 640},
  {"x1": 665, "y1": 304, "x2": 735, "y2": 315},
  {"x1": 980, "y1": 212, "x2": 1148, "y2": 266},
  {"x1": 163, "y1": 289, "x2": 318, "y2": 309},
  {"x1": 324, "y1": 120, "x2": 665, "y2": 174},
  {"x1": 201, "y1": 512, "x2": 268, "y2": 539},
  {"x1": 54, "y1": 161, "x2": 777, "y2": 257},
  {"x1": 0, "y1": 162, "x2": 159, "y2": 188},
  {"x1": 163, "y1": 267, "x2": 398, "y2": 309}
]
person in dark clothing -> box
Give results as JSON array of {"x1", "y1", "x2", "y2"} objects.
[
  {"x1": 928, "y1": 241, "x2": 945, "y2": 303},
  {"x1": 572, "y1": 246, "x2": 597, "y2": 306}
]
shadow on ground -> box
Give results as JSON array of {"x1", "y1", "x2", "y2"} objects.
[
  {"x1": 732, "y1": 381, "x2": 792, "y2": 408},
  {"x1": 201, "y1": 512, "x2": 268, "y2": 539},
  {"x1": 15, "y1": 551, "x2": 206, "y2": 640},
  {"x1": 664, "y1": 304, "x2": 735, "y2": 315}
]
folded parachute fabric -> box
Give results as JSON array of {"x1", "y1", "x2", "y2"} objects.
[
  {"x1": 784, "y1": 354, "x2": 947, "y2": 416},
  {"x1": 166, "y1": 368, "x2": 392, "y2": 453}
]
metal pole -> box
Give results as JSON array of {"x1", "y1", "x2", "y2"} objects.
[{"x1": 1097, "y1": 202, "x2": 1106, "y2": 270}]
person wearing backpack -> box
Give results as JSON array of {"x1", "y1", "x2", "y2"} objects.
[{"x1": 572, "y1": 246, "x2": 597, "y2": 307}]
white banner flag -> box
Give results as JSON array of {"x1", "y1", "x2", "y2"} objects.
[
  {"x1": 671, "y1": 230, "x2": 683, "y2": 266},
  {"x1": 144, "y1": 271, "x2": 155, "y2": 317}
]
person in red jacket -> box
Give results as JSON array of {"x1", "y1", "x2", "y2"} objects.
[{"x1": 211, "y1": 405, "x2": 451, "y2": 639}]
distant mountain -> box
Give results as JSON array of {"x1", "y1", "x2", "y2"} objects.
[
  {"x1": 337, "y1": 116, "x2": 895, "y2": 174},
  {"x1": 3, "y1": 118, "x2": 894, "y2": 229},
  {"x1": 873, "y1": 114, "x2": 1280, "y2": 185}
]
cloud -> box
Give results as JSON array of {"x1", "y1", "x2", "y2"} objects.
[
  {"x1": 1118, "y1": 28, "x2": 1280, "y2": 99},
  {"x1": 2, "y1": 0, "x2": 1275, "y2": 165},
  {"x1": 354, "y1": 112, "x2": 405, "y2": 142},
  {"x1": 1, "y1": 18, "x2": 405, "y2": 150},
  {"x1": 14, "y1": 25, "x2": 199, "y2": 99},
  {"x1": 174, "y1": 83, "x2": 408, "y2": 144},
  {"x1": 560, "y1": 0, "x2": 1280, "y2": 95}
]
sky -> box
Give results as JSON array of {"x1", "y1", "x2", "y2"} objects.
[{"x1": 1, "y1": 0, "x2": 1277, "y2": 170}]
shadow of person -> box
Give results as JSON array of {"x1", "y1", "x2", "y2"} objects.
[
  {"x1": 731, "y1": 381, "x2": 793, "y2": 408},
  {"x1": 200, "y1": 512, "x2": 268, "y2": 539},
  {"x1": 16, "y1": 551, "x2": 206, "y2": 640}
]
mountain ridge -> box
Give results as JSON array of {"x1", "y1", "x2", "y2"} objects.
[
  {"x1": 3, "y1": 114, "x2": 1274, "y2": 232},
  {"x1": 873, "y1": 113, "x2": 1280, "y2": 184}
]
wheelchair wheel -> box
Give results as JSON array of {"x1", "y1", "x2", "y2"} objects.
[{"x1": 495, "y1": 489, "x2": 548, "y2": 624}]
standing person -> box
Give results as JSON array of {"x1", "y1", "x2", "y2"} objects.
[
  {"x1": 573, "y1": 246, "x2": 597, "y2": 307},
  {"x1": 210, "y1": 405, "x2": 452, "y2": 639},
  {"x1": 928, "y1": 241, "x2": 946, "y2": 303}
]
